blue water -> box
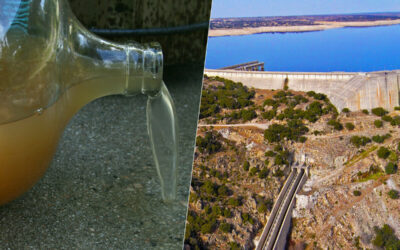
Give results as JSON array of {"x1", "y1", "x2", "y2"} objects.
[{"x1": 205, "y1": 24, "x2": 400, "y2": 72}]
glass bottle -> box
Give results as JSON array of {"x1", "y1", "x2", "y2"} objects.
[{"x1": 0, "y1": 0, "x2": 178, "y2": 204}]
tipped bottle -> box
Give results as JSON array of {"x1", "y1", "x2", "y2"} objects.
[{"x1": 0, "y1": 0, "x2": 178, "y2": 204}]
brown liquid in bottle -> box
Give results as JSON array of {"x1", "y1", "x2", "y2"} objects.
[{"x1": 0, "y1": 76, "x2": 126, "y2": 205}]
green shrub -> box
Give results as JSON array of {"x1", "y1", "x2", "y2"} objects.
[
  {"x1": 243, "y1": 161, "x2": 250, "y2": 171},
  {"x1": 249, "y1": 167, "x2": 259, "y2": 176},
  {"x1": 200, "y1": 77, "x2": 255, "y2": 118},
  {"x1": 387, "y1": 189, "x2": 399, "y2": 199},
  {"x1": 273, "y1": 169, "x2": 284, "y2": 177},
  {"x1": 394, "y1": 106, "x2": 400, "y2": 111},
  {"x1": 264, "y1": 123, "x2": 309, "y2": 143},
  {"x1": 327, "y1": 119, "x2": 343, "y2": 130},
  {"x1": 262, "y1": 110, "x2": 276, "y2": 120},
  {"x1": 372, "y1": 224, "x2": 400, "y2": 249},
  {"x1": 223, "y1": 209, "x2": 231, "y2": 218},
  {"x1": 196, "y1": 131, "x2": 222, "y2": 154},
  {"x1": 241, "y1": 109, "x2": 257, "y2": 121},
  {"x1": 385, "y1": 162, "x2": 398, "y2": 174},
  {"x1": 263, "y1": 99, "x2": 277, "y2": 107},
  {"x1": 371, "y1": 134, "x2": 390, "y2": 143},
  {"x1": 371, "y1": 107, "x2": 388, "y2": 117},
  {"x1": 227, "y1": 198, "x2": 241, "y2": 207},
  {"x1": 241, "y1": 213, "x2": 254, "y2": 224},
  {"x1": 258, "y1": 168, "x2": 269, "y2": 179},
  {"x1": 350, "y1": 136, "x2": 371, "y2": 148},
  {"x1": 200, "y1": 219, "x2": 216, "y2": 234},
  {"x1": 201, "y1": 180, "x2": 217, "y2": 196},
  {"x1": 257, "y1": 203, "x2": 268, "y2": 213},
  {"x1": 299, "y1": 136, "x2": 307, "y2": 143},
  {"x1": 217, "y1": 185, "x2": 229, "y2": 196},
  {"x1": 345, "y1": 122, "x2": 355, "y2": 130},
  {"x1": 391, "y1": 115, "x2": 400, "y2": 126},
  {"x1": 342, "y1": 108, "x2": 350, "y2": 113},
  {"x1": 274, "y1": 154, "x2": 288, "y2": 166},
  {"x1": 229, "y1": 242, "x2": 241, "y2": 250},
  {"x1": 265, "y1": 150, "x2": 276, "y2": 157},
  {"x1": 382, "y1": 115, "x2": 392, "y2": 122},
  {"x1": 353, "y1": 190, "x2": 361, "y2": 196},
  {"x1": 389, "y1": 151, "x2": 398, "y2": 162},
  {"x1": 362, "y1": 109, "x2": 369, "y2": 114},
  {"x1": 219, "y1": 222, "x2": 232, "y2": 233},
  {"x1": 274, "y1": 145, "x2": 283, "y2": 152},
  {"x1": 377, "y1": 147, "x2": 391, "y2": 159},
  {"x1": 374, "y1": 119, "x2": 383, "y2": 128}
]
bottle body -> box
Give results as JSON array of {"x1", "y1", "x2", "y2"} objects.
[{"x1": 0, "y1": 0, "x2": 176, "y2": 205}]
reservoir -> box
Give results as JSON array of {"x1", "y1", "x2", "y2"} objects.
[{"x1": 205, "y1": 24, "x2": 400, "y2": 72}]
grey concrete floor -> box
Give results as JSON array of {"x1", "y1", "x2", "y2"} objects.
[{"x1": 0, "y1": 64, "x2": 203, "y2": 249}]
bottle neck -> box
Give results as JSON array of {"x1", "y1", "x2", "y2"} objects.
[
  {"x1": 61, "y1": 5, "x2": 163, "y2": 96},
  {"x1": 125, "y1": 42, "x2": 163, "y2": 96}
]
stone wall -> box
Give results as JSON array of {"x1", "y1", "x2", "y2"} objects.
[{"x1": 205, "y1": 69, "x2": 400, "y2": 111}]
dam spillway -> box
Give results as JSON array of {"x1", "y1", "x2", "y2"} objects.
[{"x1": 204, "y1": 69, "x2": 400, "y2": 111}]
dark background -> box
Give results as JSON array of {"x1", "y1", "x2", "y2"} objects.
[{"x1": 69, "y1": 0, "x2": 212, "y2": 65}]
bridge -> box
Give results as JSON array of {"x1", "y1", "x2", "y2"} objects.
[
  {"x1": 220, "y1": 61, "x2": 264, "y2": 71},
  {"x1": 256, "y1": 162, "x2": 309, "y2": 250},
  {"x1": 204, "y1": 69, "x2": 400, "y2": 112}
]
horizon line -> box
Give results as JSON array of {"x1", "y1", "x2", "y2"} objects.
[{"x1": 211, "y1": 11, "x2": 400, "y2": 20}]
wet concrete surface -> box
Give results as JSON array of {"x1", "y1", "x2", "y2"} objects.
[{"x1": 0, "y1": 64, "x2": 203, "y2": 249}]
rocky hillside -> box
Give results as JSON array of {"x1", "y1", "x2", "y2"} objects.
[{"x1": 185, "y1": 76, "x2": 400, "y2": 250}]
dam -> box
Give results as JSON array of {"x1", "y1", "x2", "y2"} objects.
[{"x1": 204, "y1": 69, "x2": 400, "y2": 111}]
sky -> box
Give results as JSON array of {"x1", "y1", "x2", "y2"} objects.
[{"x1": 211, "y1": 0, "x2": 400, "y2": 18}]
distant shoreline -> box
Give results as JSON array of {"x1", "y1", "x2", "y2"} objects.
[{"x1": 208, "y1": 19, "x2": 400, "y2": 37}]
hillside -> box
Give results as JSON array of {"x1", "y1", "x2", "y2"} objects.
[{"x1": 184, "y1": 76, "x2": 400, "y2": 250}]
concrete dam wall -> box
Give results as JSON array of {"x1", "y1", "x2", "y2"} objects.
[{"x1": 204, "y1": 70, "x2": 400, "y2": 111}]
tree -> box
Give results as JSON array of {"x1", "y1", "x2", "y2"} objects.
[
  {"x1": 258, "y1": 168, "x2": 269, "y2": 179},
  {"x1": 371, "y1": 107, "x2": 388, "y2": 117},
  {"x1": 219, "y1": 222, "x2": 232, "y2": 233},
  {"x1": 374, "y1": 119, "x2": 383, "y2": 128},
  {"x1": 327, "y1": 119, "x2": 343, "y2": 131},
  {"x1": 387, "y1": 189, "x2": 399, "y2": 199},
  {"x1": 382, "y1": 115, "x2": 392, "y2": 122},
  {"x1": 223, "y1": 209, "x2": 231, "y2": 218},
  {"x1": 362, "y1": 109, "x2": 369, "y2": 114},
  {"x1": 262, "y1": 110, "x2": 276, "y2": 120},
  {"x1": 353, "y1": 190, "x2": 361, "y2": 196},
  {"x1": 217, "y1": 185, "x2": 229, "y2": 196},
  {"x1": 229, "y1": 242, "x2": 241, "y2": 250},
  {"x1": 342, "y1": 108, "x2": 350, "y2": 113},
  {"x1": 202, "y1": 180, "x2": 217, "y2": 196},
  {"x1": 377, "y1": 147, "x2": 391, "y2": 159},
  {"x1": 243, "y1": 161, "x2": 250, "y2": 171},
  {"x1": 249, "y1": 167, "x2": 259, "y2": 176},
  {"x1": 372, "y1": 134, "x2": 390, "y2": 143},
  {"x1": 265, "y1": 150, "x2": 276, "y2": 157},
  {"x1": 350, "y1": 136, "x2": 371, "y2": 148},
  {"x1": 196, "y1": 131, "x2": 222, "y2": 154},
  {"x1": 227, "y1": 198, "x2": 241, "y2": 207},
  {"x1": 372, "y1": 224, "x2": 400, "y2": 249},
  {"x1": 345, "y1": 122, "x2": 355, "y2": 130},
  {"x1": 200, "y1": 220, "x2": 216, "y2": 234},
  {"x1": 385, "y1": 162, "x2": 398, "y2": 174}
]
